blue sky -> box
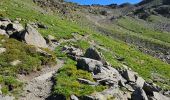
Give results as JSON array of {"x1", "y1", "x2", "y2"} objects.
[{"x1": 66, "y1": 0, "x2": 142, "y2": 5}]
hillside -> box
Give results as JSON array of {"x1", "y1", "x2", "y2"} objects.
[{"x1": 0, "y1": 0, "x2": 170, "y2": 100}]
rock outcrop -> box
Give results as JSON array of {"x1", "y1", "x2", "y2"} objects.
[
  {"x1": 64, "y1": 47, "x2": 170, "y2": 100},
  {"x1": 21, "y1": 24, "x2": 48, "y2": 48}
]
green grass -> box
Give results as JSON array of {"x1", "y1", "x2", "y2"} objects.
[
  {"x1": 117, "y1": 16, "x2": 170, "y2": 43},
  {"x1": 0, "y1": 36, "x2": 56, "y2": 76},
  {"x1": 0, "y1": 75, "x2": 22, "y2": 95},
  {"x1": 53, "y1": 58, "x2": 106, "y2": 99}
]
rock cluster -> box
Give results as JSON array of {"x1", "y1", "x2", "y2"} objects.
[
  {"x1": 0, "y1": 18, "x2": 48, "y2": 48},
  {"x1": 65, "y1": 47, "x2": 170, "y2": 100},
  {"x1": 62, "y1": 45, "x2": 83, "y2": 60}
]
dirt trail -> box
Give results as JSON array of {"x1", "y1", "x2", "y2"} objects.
[{"x1": 19, "y1": 59, "x2": 64, "y2": 100}]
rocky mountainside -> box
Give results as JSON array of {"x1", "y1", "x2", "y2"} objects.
[{"x1": 0, "y1": 0, "x2": 170, "y2": 100}]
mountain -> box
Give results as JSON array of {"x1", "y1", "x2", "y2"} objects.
[{"x1": 0, "y1": 0, "x2": 170, "y2": 100}]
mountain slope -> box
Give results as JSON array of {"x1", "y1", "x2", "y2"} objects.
[{"x1": 0, "y1": 0, "x2": 170, "y2": 99}]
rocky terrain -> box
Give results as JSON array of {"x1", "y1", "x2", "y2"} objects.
[{"x1": 0, "y1": 0, "x2": 170, "y2": 100}]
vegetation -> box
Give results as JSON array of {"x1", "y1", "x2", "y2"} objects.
[
  {"x1": 0, "y1": 0, "x2": 170, "y2": 98},
  {"x1": 0, "y1": 36, "x2": 56, "y2": 76},
  {"x1": 53, "y1": 58, "x2": 106, "y2": 99},
  {"x1": 0, "y1": 75, "x2": 22, "y2": 95},
  {"x1": 0, "y1": 35, "x2": 56, "y2": 94},
  {"x1": 117, "y1": 16, "x2": 170, "y2": 43}
]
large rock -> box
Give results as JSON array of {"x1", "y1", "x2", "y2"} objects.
[
  {"x1": 152, "y1": 92, "x2": 170, "y2": 100},
  {"x1": 143, "y1": 82, "x2": 161, "y2": 95},
  {"x1": 122, "y1": 70, "x2": 136, "y2": 82},
  {"x1": 6, "y1": 23, "x2": 24, "y2": 34},
  {"x1": 136, "y1": 76, "x2": 145, "y2": 88},
  {"x1": 84, "y1": 47, "x2": 106, "y2": 64},
  {"x1": 131, "y1": 87, "x2": 148, "y2": 100},
  {"x1": 94, "y1": 66, "x2": 122, "y2": 87},
  {"x1": 0, "y1": 18, "x2": 11, "y2": 29},
  {"x1": 77, "y1": 57, "x2": 103, "y2": 74},
  {"x1": 21, "y1": 24, "x2": 48, "y2": 48}
]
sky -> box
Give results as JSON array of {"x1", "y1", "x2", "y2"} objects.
[{"x1": 66, "y1": 0, "x2": 142, "y2": 5}]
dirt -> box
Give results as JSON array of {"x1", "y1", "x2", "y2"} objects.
[{"x1": 18, "y1": 59, "x2": 64, "y2": 100}]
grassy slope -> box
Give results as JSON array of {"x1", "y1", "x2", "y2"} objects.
[
  {"x1": 0, "y1": 0, "x2": 170, "y2": 98},
  {"x1": 0, "y1": 0, "x2": 88, "y2": 39},
  {"x1": 117, "y1": 16, "x2": 170, "y2": 44}
]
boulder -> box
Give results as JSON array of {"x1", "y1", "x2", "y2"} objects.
[
  {"x1": 93, "y1": 66, "x2": 121, "y2": 87},
  {"x1": 143, "y1": 82, "x2": 161, "y2": 95},
  {"x1": 84, "y1": 47, "x2": 104, "y2": 62},
  {"x1": 122, "y1": 70, "x2": 136, "y2": 82},
  {"x1": 131, "y1": 87, "x2": 148, "y2": 100},
  {"x1": 152, "y1": 92, "x2": 170, "y2": 100},
  {"x1": 6, "y1": 23, "x2": 24, "y2": 33},
  {"x1": 0, "y1": 18, "x2": 11, "y2": 29},
  {"x1": 70, "y1": 95, "x2": 79, "y2": 100},
  {"x1": 77, "y1": 57, "x2": 103, "y2": 74},
  {"x1": 21, "y1": 24, "x2": 48, "y2": 48},
  {"x1": 0, "y1": 48, "x2": 6, "y2": 54},
  {"x1": 136, "y1": 76, "x2": 145, "y2": 88}
]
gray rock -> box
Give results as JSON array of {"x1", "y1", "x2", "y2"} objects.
[
  {"x1": 143, "y1": 82, "x2": 161, "y2": 95},
  {"x1": 136, "y1": 76, "x2": 145, "y2": 88},
  {"x1": 21, "y1": 24, "x2": 48, "y2": 48},
  {"x1": 0, "y1": 18, "x2": 11, "y2": 29},
  {"x1": 63, "y1": 46, "x2": 83, "y2": 59},
  {"x1": 92, "y1": 87, "x2": 128, "y2": 100},
  {"x1": 84, "y1": 47, "x2": 105, "y2": 63},
  {"x1": 164, "y1": 91, "x2": 170, "y2": 97},
  {"x1": 125, "y1": 84, "x2": 135, "y2": 92},
  {"x1": 77, "y1": 78, "x2": 98, "y2": 86},
  {"x1": 0, "y1": 48, "x2": 6, "y2": 54},
  {"x1": 0, "y1": 95, "x2": 15, "y2": 100},
  {"x1": 0, "y1": 29, "x2": 7, "y2": 35},
  {"x1": 77, "y1": 57, "x2": 103, "y2": 74},
  {"x1": 70, "y1": 95, "x2": 79, "y2": 100},
  {"x1": 6, "y1": 23, "x2": 24, "y2": 33},
  {"x1": 131, "y1": 87, "x2": 148, "y2": 100},
  {"x1": 93, "y1": 66, "x2": 121, "y2": 87},
  {"x1": 152, "y1": 92, "x2": 170, "y2": 100},
  {"x1": 122, "y1": 70, "x2": 136, "y2": 82}
]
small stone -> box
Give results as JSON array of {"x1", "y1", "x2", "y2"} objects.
[
  {"x1": 10, "y1": 60, "x2": 21, "y2": 66},
  {"x1": 70, "y1": 94, "x2": 79, "y2": 100},
  {"x1": 0, "y1": 48, "x2": 6, "y2": 54}
]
